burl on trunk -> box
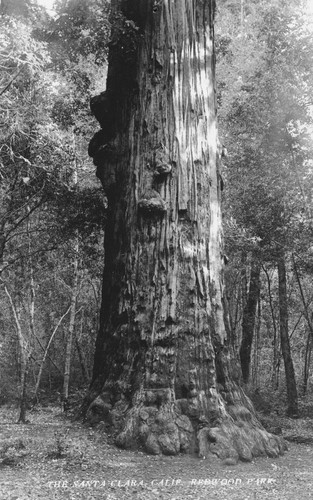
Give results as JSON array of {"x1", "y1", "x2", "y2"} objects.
[{"x1": 84, "y1": 0, "x2": 286, "y2": 461}]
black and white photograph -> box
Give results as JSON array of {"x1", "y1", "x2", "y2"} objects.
[{"x1": 1, "y1": 0, "x2": 313, "y2": 498}]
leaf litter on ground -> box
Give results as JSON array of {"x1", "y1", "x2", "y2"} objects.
[{"x1": 0, "y1": 404, "x2": 313, "y2": 499}]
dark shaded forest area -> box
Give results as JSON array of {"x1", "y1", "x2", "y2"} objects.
[{"x1": 1, "y1": 0, "x2": 313, "y2": 482}]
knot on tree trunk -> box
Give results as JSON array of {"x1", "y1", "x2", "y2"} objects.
[
  {"x1": 138, "y1": 190, "x2": 167, "y2": 215},
  {"x1": 93, "y1": 144, "x2": 117, "y2": 167},
  {"x1": 88, "y1": 129, "x2": 107, "y2": 158},
  {"x1": 90, "y1": 91, "x2": 116, "y2": 140},
  {"x1": 153, "y1": 146, "x2": 172, "y2": 176},
  {"x1": 96, "y1": 163, "x2": 116, "y2": 192},
  {"x1": 89, "y1": 131, "x2": 118, "y2": 191}
]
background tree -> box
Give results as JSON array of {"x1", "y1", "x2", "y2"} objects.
[
  {"x1": 216, "y1": 0, "x2": 313, "y2": 414},
  {"x1": 0, "y1": 0, "x2": 107, "y2": 414}
]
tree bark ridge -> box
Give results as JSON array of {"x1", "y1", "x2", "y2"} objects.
[{"x1": 83, "y1": 0, "x2": 286, "y2": 461}]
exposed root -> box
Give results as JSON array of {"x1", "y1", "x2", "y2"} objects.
[{"x1": 86, "y1": 394, "x2": 287, "y2": 461}]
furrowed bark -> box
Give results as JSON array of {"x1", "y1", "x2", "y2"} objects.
[{"x1": 83, "y1": 0, "x2": 286, "y2": 461}]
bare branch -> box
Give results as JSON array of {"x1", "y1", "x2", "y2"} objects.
[{"x1": 0, "y1": 64, "x2": 26, "y2": 97}]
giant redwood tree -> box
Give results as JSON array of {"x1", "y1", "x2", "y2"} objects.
[{"x1": 83, "y1": 0, "x2": 285, "y2": 461}]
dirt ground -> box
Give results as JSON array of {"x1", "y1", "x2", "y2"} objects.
[{"x1": 1, "y1": 405, "x2": 313, "y2": 500}]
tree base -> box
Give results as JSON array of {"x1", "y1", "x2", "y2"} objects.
[{"x1": 85, "y1": 389, "x2": 287, "y2": 462}]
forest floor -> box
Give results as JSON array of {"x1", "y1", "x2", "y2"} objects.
[{"x1": 1, "y1": 402, "x2": 313, "y2": 500}]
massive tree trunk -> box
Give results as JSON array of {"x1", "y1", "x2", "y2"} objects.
[
  {"x1": 240, "y1": 258, "x2": 261, "y2": 384},
  {"x1": 83, "y1": 0, "x2": 285, "y2": 461}
]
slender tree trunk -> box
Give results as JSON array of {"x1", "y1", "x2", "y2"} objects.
[
  {"x1": 0, "y1": 222, "x2": 5, "y2": 264},
  {"x1": 241, "y1": 252, "x2": 248, "y2": 313},
  {"x1": 302, "y1": 331, "x2": 312, "y2": 396},
  {"x1": 82, "y1": 0, "x2": 285, "y2": 461},
  {"x1": 240, "y1": 0, "x2": 244, "y2": 35},
  {"x1": 290, "y1": 254, "x2": 313, "y2": 395},
  {"x1": 34, "y1": 305, "x2": 71, "y2": 401},
  {"x1": 26, "y1": 207, "x2": 35, "y2": 414},
  {"x1": 18, "y1": 353, "x2": 30, "y2": 423},
  {"x1": 3, "y1": 284, "x2": 30, "y2": 422},
  {"x1": 252, "y1": 295, "x2": 261, "y2": 388},
  {"x1": 75, "y1": 311, "x2": 90, "y2": 383},
  {"x1": 62, "y1": 129, "x2": 80, "y2": 411},
  {"x1": 292, "y1": 253, "x2": 313, "y2": 343},
  {"x1": 62, "y1": 247, "x2": 79, "y2": 411},
  {"x1": 240, "y1": 259, "x2": 261, "y2": 383},
  {"x1": 263, "y1": 265, "x2": 280, "y2": 388},
  {"x1": 27, "y1": 214, "x2": 36, "y2": 343},
  {"x1": 277, "y1": 252, "x2": 298, "y2": 417}
]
